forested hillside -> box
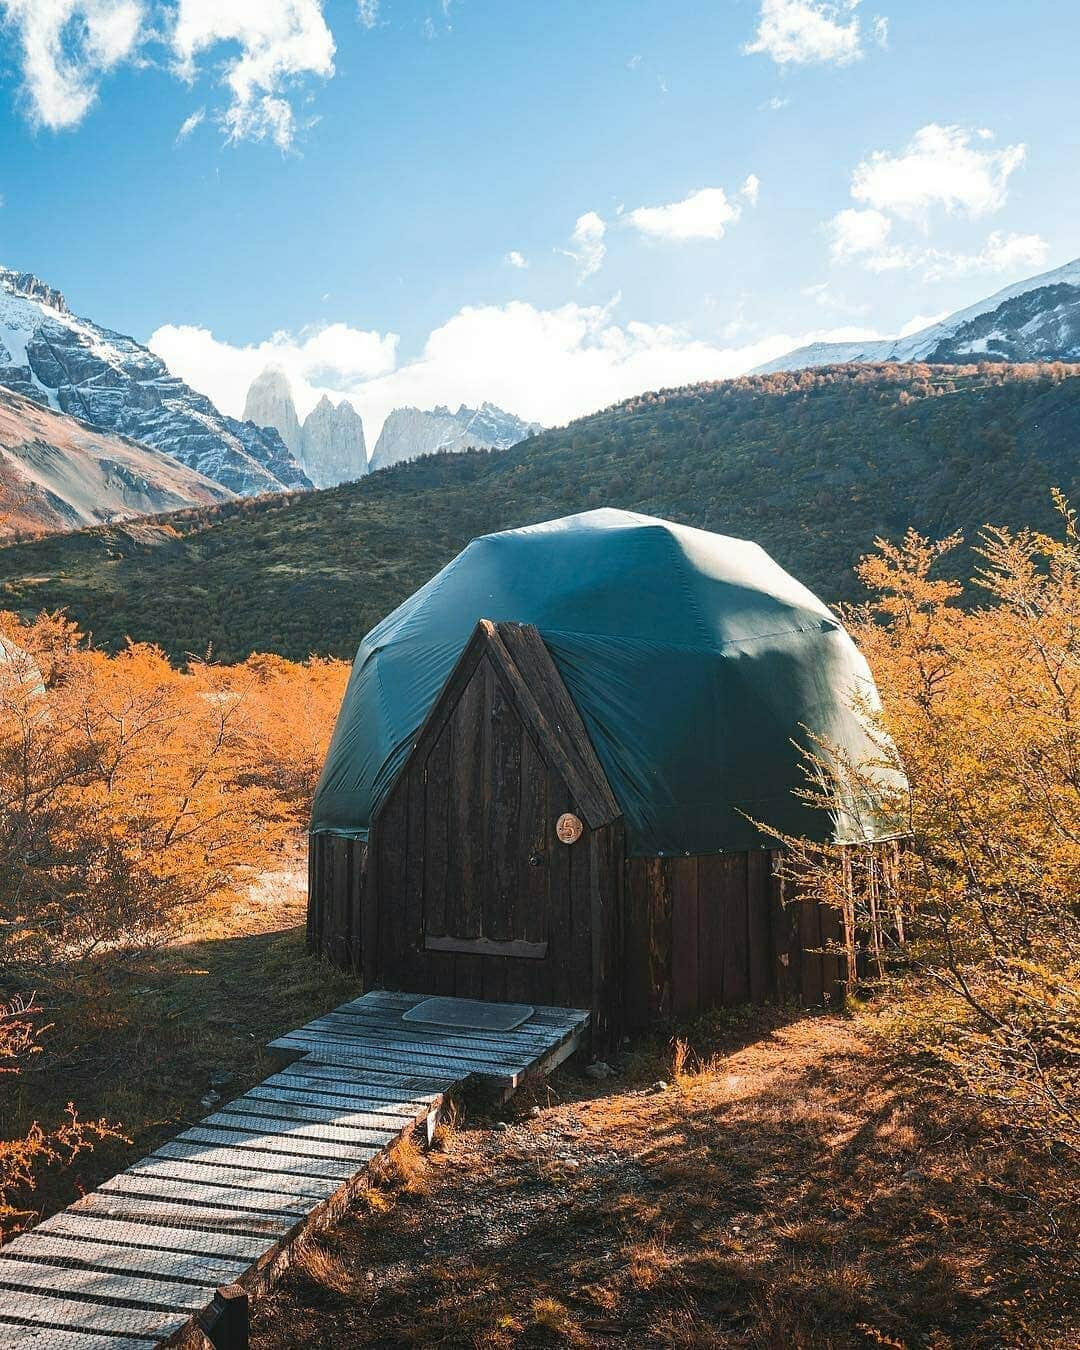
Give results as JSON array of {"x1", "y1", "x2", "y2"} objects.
[{"x1": 0, "y1": 362, "x2": 1076, "y2": 663}]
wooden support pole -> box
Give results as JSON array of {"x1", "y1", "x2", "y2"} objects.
[{"x1": 200, "y1": 1284, "x2": 249, "y2": 1350}]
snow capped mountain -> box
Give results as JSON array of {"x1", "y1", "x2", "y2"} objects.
[
  {"x1": 369, "y1": 402, "x2": 542, "y2": 473},
  {"x1": 755, "y1": 257, "x2": 1080, "y2": 374},
  {"x1": 0, "y1": 384, "x2": 234, "y2": 535},
  {"x1": 300, "y1": 395, "x2": 367, "y2": 488},
  {"x1": 242, "y1": 368, "x2": 368, "y2": 487},
  {"x1": 0, "y1": 268, "x2": 310, "y2": 496}
]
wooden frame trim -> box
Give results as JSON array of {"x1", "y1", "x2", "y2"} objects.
[
  {"x1": 424, "y1": 935, "x2": 549, "y2": 959},
  {"x1": 373, "y1": 619, "x2": 621, "y2": 834}
]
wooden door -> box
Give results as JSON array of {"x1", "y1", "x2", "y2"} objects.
[{"x1": 422, "y1": 655, "x2": 559, "y2": 963}]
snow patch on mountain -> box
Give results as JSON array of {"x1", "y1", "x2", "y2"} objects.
[
  {"x1": 0, "y1": 268, "x2": 310, "y2": 496},
  {"x1": 0, "y1": 384, "x2": 234, "y2": 536},
  {"x1": 754, "y1": 256, "x2": 1080, "y2": 373}
]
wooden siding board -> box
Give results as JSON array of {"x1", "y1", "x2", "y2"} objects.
[
  {"x1": 719, "y1": 852, "x2": 750, "y2": 1006},
  {"x1": 767, "y1": 857, "x2": 798, "y2": 1002},
  {"x1": 746, "y1": 850, "x2": 774, "y2": 1003},
  {"x1": 622, "y1": 859, "x2": 651, "y2": 1032},
  {"x1": 671, "y1": 857, "x2": 700, "y2": 1017},
  {"x1": 644, "y1": 857, "x2": 673, "y2": 1020},
  {"x1": 818, "y1": 900, "x2": 843, "y2": 1006},
  {"x1": 376, "y1": 780, "x2": 408, "y2": 987},
  {"x1": 566, "y1": 825, "x2": 593, "y2": 1010},
  {"x1": 695, "y1": 854, "x2": 725, "y2": 1010},
  {"x1": 402, "y1": 764, "x2": 428, "y2": 989},
  {"x1": 422, "y1": 720, "x2": 454, "y2": 995},
  {"x1": 546, "y1": 768, "x2": 574, "y2": 1008}
]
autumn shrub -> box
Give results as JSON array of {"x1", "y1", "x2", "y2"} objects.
[
  {"x1": 0, "y1": 614, "x2": 349, "y2": 1228},
  {"x1": 0, "y1": 614, "x2": 348, "y2": 976},
  {"x1": 0, "y1": 996, "x2": 119, "y2": 1240},
  {"x1": 781, "y1": 496, "x2": 1079, "y2": 1150}
]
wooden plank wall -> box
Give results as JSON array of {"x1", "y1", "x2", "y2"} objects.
[
  {"x1": 312, "y1": 836, "x2": 850, "y2": 1034},
  {"x1": 308, "y1": 833, "x2": 365, "y2": 969},
  {"x1": 622, "y1": 850, "x2": 846, "y2": 1029}
]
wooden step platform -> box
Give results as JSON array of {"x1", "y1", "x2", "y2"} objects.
[{"x1": 0, "y1": 993, "x2": 588, "y2": 1348}]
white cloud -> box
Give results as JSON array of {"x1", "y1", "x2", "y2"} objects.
[
  {"x1": 827, "y1": 124, "x2": 1044, "y2": 283},
  {"x1": 744, "y1": 0, "x2": 868, "y2": 68},
  {"x1": 505, "y1": 251, "x2": 529, "y2": 270},
  {"x1": 627, "y1": 181, "x2": 757, "y2": 243},
  {"x1": 560, "y1": 212, "x2": 607, "y2": 281},
  {"x1": 828, "y1": 207, "x2": 1047, "y2": 281},
  {"x1": 0, "y1": 0, "x2": 145, "y2": 130},
  {"x1": 920, "y1": 231, "x2": 1048, "y2": 281},
  {"x1": 148, "y1": 319, "x2": 398, "y2": 423},
  {"x1": 151, "y1": 298, "x2": 890, "y2": 446},
  {"x1": 828, "y1": 207, "x2": 898, "y2": 262},
  {"x1": 0, "y1": 0, "x2": 340, "y2": 146},
  {"x1": 851, "y1": 123, "x2": 1026, "y2": 221},
  {"x1": 175, "y1": 105, "x2": 205, "y2": 142},
  {"x1": 627, "y1": 53, "x2": 642, "y2": 70},
  {"x1": 761, "y1": 95, "x2": 790, "y2": 111},
  {"x1": 171, "y1": 1, "x2": 336, "y2": 150},
  {"x1": 356, "y1": 0, "x2": 379, "y2": 28},
  {"x1": 872, "y1": 14, "x2": 888, "y2": 46}
]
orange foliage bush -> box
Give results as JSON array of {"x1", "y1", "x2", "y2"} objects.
[
  {"x1": 0, "y1": 997, "x2": 119, "y2": 1240},
  {"x1": 0, "y1": 614, "x2": 349, "y2": 1227},
  {"x1": 0, "y1": 614, "x2": 349, "y2": 972},
  {"x1": 783, "y1": 496, "x2": 1079, "y2": 1149}
]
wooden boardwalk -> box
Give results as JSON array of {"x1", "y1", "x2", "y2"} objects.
[{"x1": 0, "y1": 992, "x2": 588, "y2": 1348}]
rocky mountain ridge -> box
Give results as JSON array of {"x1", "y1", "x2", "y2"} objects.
[
  {"x1": 369, "y1": 401, "x2": 542, "y2": 472},
  {"x1": 243, "y1": 367, "x2": 368, "y2": 488},
  {"x1": 0, "y1": 384, "x2": 234, "y2": 535},
  {"x1": 756, "y1": 256, "x2": 1080, "y2": 373},
  {"x1": 0, "y1": 268, "x2": 310, "y2": 496}
]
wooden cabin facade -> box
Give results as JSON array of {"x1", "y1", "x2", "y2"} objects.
[{"x1": 308, "y1": 620, "x2": 849, "y2": 1048}]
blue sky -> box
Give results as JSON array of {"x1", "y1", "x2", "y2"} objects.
[{"x1": 0, "y1": 1, "x2": 1076, "y2": 439}]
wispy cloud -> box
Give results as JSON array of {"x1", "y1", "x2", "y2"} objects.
[
  {"x1": 828, "y1": 208, "x2": 1047, "y2": 280},
  {"x1": 505, "y1": 250, "x2": 529, "y2": 270},
  {"x1": 171, "y1": 1, "x2": 336, "y2": 151},
  {"x1": 0, "y1": 0, "x2": 337, "y2": 149},
  {"x1": 175, "y1": 105, "x2": 205, "y2": 143},
  {"x1": 151, "y1": 298, "x2": 880, "y2": 445},
  {"x1": 560, "y1": 212, "x2": 607, "y2": 281},
  {"x1": 356, "y1": 0, "x2": 379, "y2": 29},
  {"x1": 0, "y1": 0, "x2": 146, "y2": 130}
]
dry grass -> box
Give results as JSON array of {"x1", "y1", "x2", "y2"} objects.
[
  {"x1": 252, "y1": 1007, "x2": 1078, "y2": 1349},
  {"x1": 0, "y1": 850, "x2": 358, "y2": 1230}
]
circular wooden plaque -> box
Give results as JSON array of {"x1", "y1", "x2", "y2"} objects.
[{"x1": 556, "y1": 812, "x2": 583, "y2": 845}]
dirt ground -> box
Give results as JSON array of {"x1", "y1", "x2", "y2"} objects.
[{"x1": 252, "y1": 1009, "x2": 1078, "y2": 1349}]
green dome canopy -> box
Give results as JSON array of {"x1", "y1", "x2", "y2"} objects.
[{"x1": 311, "y1": 509, "x2": 901, "y2": 855}]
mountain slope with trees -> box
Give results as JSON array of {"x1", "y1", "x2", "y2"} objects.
[{"x1": 0, "y1": 362, "x2": 1076, "y2": 664}]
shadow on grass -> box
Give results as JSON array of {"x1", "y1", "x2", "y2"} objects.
[
  {"x1": 254, "y1": 1011, "x2": 1077, "y2": 1350},
  {"x1": 1, "y1": 923, "x2": 359, "y2": 1230}
]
